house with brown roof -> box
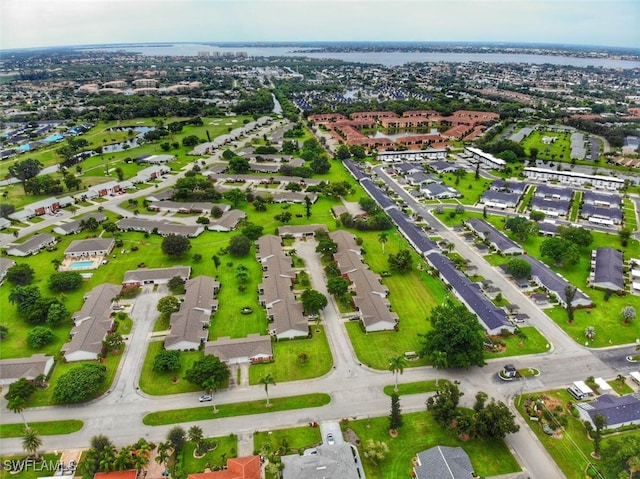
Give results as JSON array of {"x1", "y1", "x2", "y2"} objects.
[
  {"x1": 330, "y1": 231, "x2": 398, "y2": 332},
  {"x1": 205, "y1": 333, "x2": 273, "y2": 365},
  {"x1": 187, "y1": 455, "x2": 260, "y2": 479},
  {"x1": 0, "y1": 354, "x2": 55, "y2": 386},
  {"x1": 62, "y1": 283, "x2": 121, "y2": 362},
  {"x1": 256, "y1": 235, "x2": 308, "y2": 340},
  {"x1": 165, "y1": 276, "x2": 220, "y2": 351},
  {"x1": 94, "y1": 470, "x2": 137, "y2": 479}
]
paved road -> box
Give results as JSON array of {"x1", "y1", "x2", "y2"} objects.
[{"x1": 0, "y1": 130, "x2": 633, "y2": 478}]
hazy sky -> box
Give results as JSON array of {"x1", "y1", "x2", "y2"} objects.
[{"x1": 1, "y1": 0, "x2": 639, "y2": 50}]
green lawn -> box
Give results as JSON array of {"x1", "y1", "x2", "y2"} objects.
[
  {"x1": 138, "y1": 341, "x2": 204, "y2": 395},
  {"x1": 569, "y1": 191, "x2": 582, "y2": 222},
  {"x1": 343, "y1": 411, "x2": 520, "y2": 479},
  {"x1": 143, "y1": 393, "x2": 331, "y2": 426},
  {"x1": 248, "y1": 327, "x2": 332, "y2": 384},
  {"x1": 254, "y1": 425, "x2": 322, "y2": 455},
  {"x1": 485, "y1": 327, "x2": 551, "y2": 358},
  {"x1": 382, "y1": 380, "x2": 442, "y2": 396},
  {"x1": 0, "y1": 454, "x2": 62, "y2": 479},
  {"x1": 517, "y1": 185, "x2": 535, "y2": 213},
  {"x1": 439, "y1": 173, "x2": 493, "y2": 205},
  {"x1": 623, "y1": 198, "x2": 638, "y2": 231},
  {"x1": 181, "y1": 435, "x2": 238, "y2": 474},
  {"x1": 0, "y1": 419, "x2": 83, "y2": 438},
  {"x1": 521, "y1": 130, "x2": 572, "y2": 162}
]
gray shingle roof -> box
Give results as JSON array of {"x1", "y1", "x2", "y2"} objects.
[
  {"x1": 534, "y1": 184, "x2": 573, "y2": 200},
  {"x1": 281, "y1": 444, "x2": 360, "y2": 479},
  {"x1": 520, "y1": 255, "x2": 592, "y2": 307},
  {"x1": 593, "y1": 247, "x2": 624, "y2": 291},
  {"x1": 414, "y1": 446, "x2": 474, "y2": 479},
  {"x1": 481, "y1": 190, "x2": 521, "y2": 207},
  {"x1": 64, "y1": 238, "x2": 115, "y2": 255},
  {"x1": 123, "y1": 266, "x2": 191, "y2": 284},
  {"x1": 465, "y1": 218, "x2": 523, "y2": 255},
  {"x1": 0, "y1": 354, "x2": 54, "y2": 383},
  {"x1": 581, "y1": 204, "x2": 622, "y2": 221},
  {"x1": 577, "y1": 393, "x2": 640, "y2": 428},
  {"x1": 205, "y1": 333, "x2": 273, "y2": 363}
]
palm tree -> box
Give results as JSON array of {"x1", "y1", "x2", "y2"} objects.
[
  {"x1": 388, "y1": 355, "x2": 408, "y2": 392},
  {"x1": 7, "y1": 396, "x2": 28, "y2": 427},
  {"x1": 431, "y1": 351, "x2": 448, "y2": 387},
  {"x1": 155, "y1": 441, "x2": 171, "y2": 471},
  {"x1": 203, "y1": 378, "x2": 219, "y2": 413},
  {"x1": 378, "y1": 232, "x2": 388, "y2": 254},
  {"x1": 113, "y1": 448, "x2": 132, "y2": 471},
  {"x1": 99, "y1": 444, "x2": 117, "y2": 472},
  {"x1": 259, "y1": 373, "x2": 276, "y2": 406},
  {"x1": 188, "y1": 426, "x2": 205, "y2": 455},
  {"x1": 22, "y1": 427, "x2": 42, "y2": 459}
]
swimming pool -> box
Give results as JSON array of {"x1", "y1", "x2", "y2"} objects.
[{"x1": 69, "y1": 260, "x2": 95, "y2": 270}]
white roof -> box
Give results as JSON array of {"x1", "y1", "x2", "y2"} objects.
[
  {"x1": 573, "y1": 380, "x2": 594, "y2": 394},
  {"x1": 630, "y1": 371, "x2": 640, "y2": 381},
  {"x1": 594, "y1": 378, "x2": 612, "y2": 391}
]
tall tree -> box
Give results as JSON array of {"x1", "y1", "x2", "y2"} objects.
[
  {"x1": 389, "y1": 393, "x2": 403, "y2": 432},
  {"x1": 473, "y1": 399, "x2": 520, "y2": 438},
  {"x1": 161, "y1": 234, "x2": 191, "y2": 258},
  {"x1": 9, "y1": 158, "x2": 43, "y2": 193},
  {"x1": 419, "y1": 302, "x2": 486, "y2": 369},
  {"x1": 300, "y1": 289, "x2": 328, "y2": 315},
  {"x1": 427, "y1": 381, "x2": 463, "y2": 428},
  {"x1": 184, "y1": 355, "x2": 230, "y2": 390},
  {"x1": 565, "y1": 285, "x2": 577, "y2": 324},
  {"x1": 7, "y1": 396, "x2": 28, "y2": 427},
  {"x1": 378, "y1": 232, "x2": 388, "y2": 254},
  {"x1": 259, "y1": 373, "x2": 276, "y2": 406},
  {"x1": 388, "y1": 355, "x2": 408, "y2": 392},
  {"x1": 430, "y1": 350, "x2": 448, "y2": 387}
]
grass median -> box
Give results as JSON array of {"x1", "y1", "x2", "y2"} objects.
[
  {"x1": 383, "y1": 380, "x2": 443, "y2": 396},
  {"x1": 0, "y1": 420, "x2": 83, "y2": 438},
  {"x1": 143, "y1": 393, "x2": 331, "y2": 426}
]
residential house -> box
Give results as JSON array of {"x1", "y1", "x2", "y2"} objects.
[
  {"x1": 489, "y1": 179, "x2": 528, "y2": 195},
  {"x1": 122, "y1": 266, "x2": 191, "y2": 286},
  {"x1": 116, "y1": 218, "x2": 204, "y2": 237},
  {"x1": 281, "y1": 444, "x2": 360, "y2": 479},
  {"x1": 9, "y1": 196, "x2": 74, "y2": 221},
  {"x1": 331, "y1": 230, "x2": 398, "y2": 332},
  {"x1": 529, "y1": 197, "x2": 571, "y2": 217},
  {"x1": 392, "y1": 163, "x2": 424, "y2": 175},
  {"x1": 479, "y1": 190, "x2": 521, "y2": 209},
  {"x1": 88, "y1": 180, "x2": 121, "y2": 198},
  {"x1": 413, "y1": 446, "x2": 474, "y2": 479},
  {"x1": 465, "y1": 218, "x2": 524, "y2": 255},
  {"x1": 426, "y1": 161, "x2": 458, "y2": 174},
  {"x1": 523, "y1": 167, "x2": 624, "y2": 191},
  {"x1": 426, "y1": 253, "x2": 514, "y2": 335},
  {"x1": 164, "y1": 276, "x2": 220, "y2": 351},
  {"x1": 0, "y1": 257, "x2": 16, "y2": 283},
  {"x1": 209, "y1": 209, "x2": 246, "y2": 232},
  {"x1": 583, "y1": 191, "x2": 622, "y2": 209},
  {"x1": 377, "y1": 148, "x2": 447, "y2": 162},
  {"x1": 535, "y1": 184, "x2": 573, "y2": 201},
  {"x1": 138, "y1": 154, "x2": 174, "y2": 164},
  {"x1": 465, "y1": 147, "x2": 506, "y2": 171},
  {"x1": 64, "y1": 238, "x2": 115, "y2": 258},
  {"x1": 581, "y1": 203, "x2": 622, "y2": 226},
  {"x1": 205, "y1": 334, "x2": 273, "y2": 365},
  {"x1": 272, "y1": 192, "x2": 318, "y2": 204},
  {"x1": 53, "y1": 212, "x2": 107, "y2": 235},
  {"x1": 0, "y1": 217, "x2": 11, "y2": 230},
  {"x1": 62, "y1": 283, "x2": 120, "y2": 362},
  {"x1": 0, "y1": 354, "x2": 54, "y2": 386},
  {"x1": 257, "y1": 235, "x2": 308, "y2": 340},
  {"x1": 420, "y1": 183, "x2": 461, "y2": 200},
  {"x1": 590, "y1": 247, "x2": 624, "y2": 291},
  {"x1": 6, "y1": 233, "x2": 56, "y2": 257},
  {"x1": 132, "y1": 164, "x2": 170, "y2": 183},
  {"x1": 577, "y1": 393, "x2": 640, "y2": 430},
  {"x1": 278, "y1": 224, "x2": 328, "y2": 238},
  {"x1": 187, "y1": 456, "x2": 261, "y2": 479},
  {"x1": 520, "y1": 255, "x2": 592, "y2": 308}
]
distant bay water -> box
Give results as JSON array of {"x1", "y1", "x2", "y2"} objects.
[{"x1": 88, "y1": 43, "x2": 640, "y2": 69}]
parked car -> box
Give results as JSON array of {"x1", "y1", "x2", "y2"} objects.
[
  {"x1": 326, "y1": 433, "x2": 334, "y2": 445},
  {"x1": 199, "y1": 394, "x2": 212, "y2": 402}
]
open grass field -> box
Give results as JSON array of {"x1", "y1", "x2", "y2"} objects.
[
  {"x1": 181, "y1": 435, "x2": 238, "y2": 474},
  {"x1": 0, "y1": 454, "x2": 62, "y2": 479},
  {"x1": 248, "y1": 327, "x2": 332, "y2": 385},
  {"x1": 439, "y1": 172, "x2": 493, "y2": 205},
  {"x1": 343, "y1": 411, "x2": 520, "y2": 479},
  {"x1": 254, "y1": 425, "x2": 322, "y2": 455},
  {"x1": 0, "y1": 419, "x2": 83, "y2": 439},
  {"x1": 143, "y1": 393, "x2": 331, "y2": 426},
  {"x1": 138, "y1": 341, "x2": 204, "y2": 395},
  {"x1": 521, "y1": 130, "x2": 572, "y2": 162}
]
